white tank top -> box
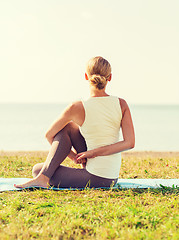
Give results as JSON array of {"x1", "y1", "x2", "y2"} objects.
[{"x1": 80, "y1": 95, "x2": 122, "y2": 179}]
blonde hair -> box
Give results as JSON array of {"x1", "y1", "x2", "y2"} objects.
[{"x1": 86, "y1": 56, "x2": 111, "y2": 90}]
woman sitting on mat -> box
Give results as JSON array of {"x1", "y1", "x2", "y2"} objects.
[{"x1": 15, "y1": 56, "x2": 135, "y2": 189}]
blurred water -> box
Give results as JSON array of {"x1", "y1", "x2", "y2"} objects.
[
  {"x1": 130, "y1": 104, "x2": 179, "y2": 151},
  {"x1": 0, "y1": 103, "x2": 178, "y2": 151}
]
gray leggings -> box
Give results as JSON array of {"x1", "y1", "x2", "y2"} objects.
[{"x1": 32, "y1": 122, "x2": 117, "y2": 188}]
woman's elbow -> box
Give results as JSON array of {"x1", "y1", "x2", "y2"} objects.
[
  {"x1": 130, "y1": 142, "x2": 135, "y2": 149},
  {"x1": 129, "y1": 139, "x2": 135, "y2": 149},
  {"x1": 45, "y1": 131, "x2": 51, "y2": 140},
  {"x1": 126, "y1": 138, "x2": 135, "y2": 150},
  {"x1": 45, "y1": 131, "x2": 54, "y2": 145}
]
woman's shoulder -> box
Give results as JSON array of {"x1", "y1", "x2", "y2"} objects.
[
  {"x1": 67, "y1": 101, "x2": 85, "y2": 126},
  {"x1": 118, "y1": 98, "x2": 129, "y2": 115},
  {"x1": 67, "y1": 100, "x2": 84, "y2": 113}
]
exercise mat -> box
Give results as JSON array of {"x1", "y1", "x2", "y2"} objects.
[{"x1": 0, "y1": 178, "x2": 178, "y2": 192}]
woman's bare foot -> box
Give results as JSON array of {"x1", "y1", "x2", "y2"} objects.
[{"x1": 14, "y1": 174, "x2": 50, "y2": 189}]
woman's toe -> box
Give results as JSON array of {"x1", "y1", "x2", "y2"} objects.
[{"x1": 14, "y1": 184, "x2": 23, "y2": 188}]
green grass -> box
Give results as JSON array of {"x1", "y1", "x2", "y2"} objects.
[{"x1": 0, "y1": 151, "x2": 179, "y2": 239}]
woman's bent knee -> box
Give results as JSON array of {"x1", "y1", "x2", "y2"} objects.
[
  {"x1": 62, "y1": 122, "x2": 78, "y2": 133},
  {"x1": 54, "y1": 122, "x2": 78, "y2": 140}
]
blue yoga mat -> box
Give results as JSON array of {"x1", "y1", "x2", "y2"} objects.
[{"x1": 0, "y1": 178, "x2": 178, "y2": 192}]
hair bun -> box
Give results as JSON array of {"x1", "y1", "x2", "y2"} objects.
[
  {"x1": 86, "y1": 56, "x2": 111, "y2": 90},
  {"x1": 89, "y1": 74, "x2": 106, "y2": 90}
]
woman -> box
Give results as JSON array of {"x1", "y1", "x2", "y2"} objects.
[{"x1": 15, "y1": 56, "x2": 135, "y2": 189}]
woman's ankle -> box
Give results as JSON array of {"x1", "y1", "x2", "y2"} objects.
[{"x1": 36, "y1": 173, "x2": 49, "y2": 182}]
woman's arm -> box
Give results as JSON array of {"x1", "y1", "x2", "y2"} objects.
[
  {"x1": 45, "y1": 105, "x2": 72, "y2": 144},
  {"x1": 75, "y1": 99, "x2": 135, "y2": 161},
  {"x1": 45, "y1": 101, "x2": 84, "y2": 144}
]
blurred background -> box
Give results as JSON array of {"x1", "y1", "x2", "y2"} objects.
[{"x1": 0, "y1": 0, "x2": 178, "y2": 151}]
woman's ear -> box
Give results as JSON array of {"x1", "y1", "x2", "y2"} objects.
[
  {"x1": 107, "y1": 73, "x2": 112, "y2": 82},
  {"x1": 85, "y1": 73, "x2": 89, "y2": 80}
]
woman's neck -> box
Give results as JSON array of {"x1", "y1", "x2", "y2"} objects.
[{"x1": 90, "y1": 87, "x2": 109, "y2": 97}]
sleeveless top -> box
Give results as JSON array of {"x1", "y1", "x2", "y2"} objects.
[{"x1": 80, "y1": 95, "x2": 122, "y2": 179}]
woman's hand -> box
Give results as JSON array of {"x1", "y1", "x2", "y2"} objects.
[
  {"x1": 68, "y1": 149, "x2": 87, "y2": 166},
  {"x1": 73, "y1": 157, "x2": 87, "y2": 165},
  {"x1": 75, "y1": 150, "x2": 95, "y2": 163}
]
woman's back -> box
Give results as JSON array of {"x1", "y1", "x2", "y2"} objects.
[{"x1": 80, "y1": 95, "x2": 122, "y2": 179}]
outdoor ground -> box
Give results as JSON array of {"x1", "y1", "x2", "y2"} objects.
[{"x1": 0, "y1": 151, "x2": 178, "y2": 239}]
